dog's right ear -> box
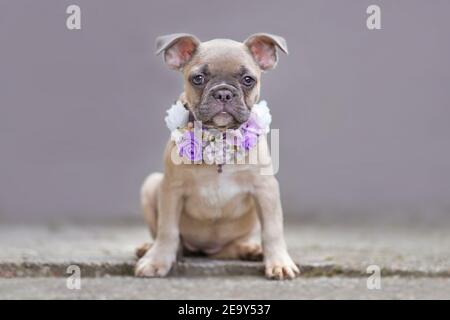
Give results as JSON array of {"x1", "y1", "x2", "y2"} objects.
[{"x1": 155, "y1": 33, "x2": 200, "y2": 70}]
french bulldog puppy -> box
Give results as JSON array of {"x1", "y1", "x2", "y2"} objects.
[{"x1": 135, "y1": 33, "x2": 299, "y2": 280}]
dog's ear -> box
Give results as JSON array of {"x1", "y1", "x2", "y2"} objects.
[
  {"x1": 155, "y1": 33, "x2": 200, "y2": 70},
  {"x1": 244, "y1": 33, "x2": 288, "y2": 71}
]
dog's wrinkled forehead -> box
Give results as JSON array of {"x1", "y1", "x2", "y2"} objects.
[{"x1": 186, "y1": 39, "x2": 260, "y2": 77}]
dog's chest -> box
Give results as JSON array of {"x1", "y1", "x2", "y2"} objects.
[
  {"x1": 197, "y1": 174, "x2": 245, "y2": 208},
  {"x1": 185, "y1": 167, "x2": 252, "y2": 211}
]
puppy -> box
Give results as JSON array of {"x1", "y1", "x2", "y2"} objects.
[{"x1": 135, "y1": 33, "x2": 299, "y2": 280}]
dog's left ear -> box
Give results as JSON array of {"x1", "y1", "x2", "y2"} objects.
[{"x1": 244, "y1": 33, "x2": 288, "y2": 71}]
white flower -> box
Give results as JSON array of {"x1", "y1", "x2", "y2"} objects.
[
  {"x1": 202, "y1": 142, "x2": 226, "y2": 165},
  {"x1": 165, "y1": 101, "x2": 189, "y2": 132},
  {"x1": 251, "y1": 100, "x2": 272, "y2": 133},
  {"x1": 215, "y1": 147, "x2": 226, "y2": 165},
  {"x1": 202, "y1": 144, "x2": 216, "y2": 165},
  {"x1": 170, "y1": 129, "x2": 183, "y2": 143},
  {"x1": 225, "y1": 129, "x2": 243, "y2": 146},
  {"x1": 235, "y1": 148, "x2": 246, "y2": 163}
]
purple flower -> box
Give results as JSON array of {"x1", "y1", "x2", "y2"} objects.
[
  {"x1": 240, "y1": 114, "x2": 264, "y2": 136},
  {"x1": 241, "y1": 131, "x2": 258, "y2": 150},
  {"x1": 178, "y1": 131, "x2": 202, "y2": 162}
]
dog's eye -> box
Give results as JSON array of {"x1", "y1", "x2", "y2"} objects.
[
  {"x1": 191, "y1": 75, "x2": 205, "y2": 86},
  {"x1": 242, "y1": 76, "x2": 255, "y2": 87}
]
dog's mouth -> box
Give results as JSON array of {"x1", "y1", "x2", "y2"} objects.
[
  {"x1": 200, "y1": 111, "x2": 246, "y2": 130},
  {"x1": 211, "y1": 112, "x2": 235, "y2": 128},
  {"x1": 198, "y1": 104, "x2": 250, "y2": 130}
]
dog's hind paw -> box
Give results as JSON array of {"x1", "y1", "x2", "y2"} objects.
[
  {"x1": 238, "y1": 243, "x2": 264, "y2": 261},
  {"x1": 135, "y1": 242, "x2": 153, "y2": 259}
]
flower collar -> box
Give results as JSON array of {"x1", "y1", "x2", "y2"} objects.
[{"x1": 165, "y1": 100, "x2": 271, "y2": 171}]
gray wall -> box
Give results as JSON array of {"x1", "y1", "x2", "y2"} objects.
[{"x1": 1, "y1": 0, "x2": 449, "y2": 222}]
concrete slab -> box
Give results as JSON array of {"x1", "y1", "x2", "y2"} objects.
[
  {"x1": 0, "y1": 223, "x2": 449, "y2": 278},
  {"x1": 0, "y1": 276, "x2": 449, "y2": 299}
]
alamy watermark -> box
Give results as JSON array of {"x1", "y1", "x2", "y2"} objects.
[
  {"x1": 168, "y1": 121, "x2": 280, "y2": 176},
  {"x1": 366, "y1": 265, "x2": 382, "y2": 290},
  {"x1": 367, "y1": 5, "x2": 381, "y2": 30},
  {"x1": 66, "y1": 5, "x2": 81, "y2": 30},
  {"x1": 66, "y1": 265, "x2": 81, "y2": 290}
]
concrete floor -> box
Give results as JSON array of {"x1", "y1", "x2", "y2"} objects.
[
  {"x1": 0, "y1": 222, "x2": 449, "y2": 299},
  {"x1": 1, "y1": 276, "x2": 449, "y2": 300}
]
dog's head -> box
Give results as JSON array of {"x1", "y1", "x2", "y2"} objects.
[{"x1": 156, "y1": 33, "x2": 288, "y2": 129}]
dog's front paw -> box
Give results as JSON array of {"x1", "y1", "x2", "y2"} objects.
[
  {"x1": 265, "y1": 253, "x2": 300, "y2": 280},
  {"x1": 135, "y1": 251, "x2": 175, "y2": 278}
]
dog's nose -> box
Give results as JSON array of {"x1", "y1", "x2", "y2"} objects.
[{"x1": 213, "y1": 89, "x2": 234, "y2": 103}]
